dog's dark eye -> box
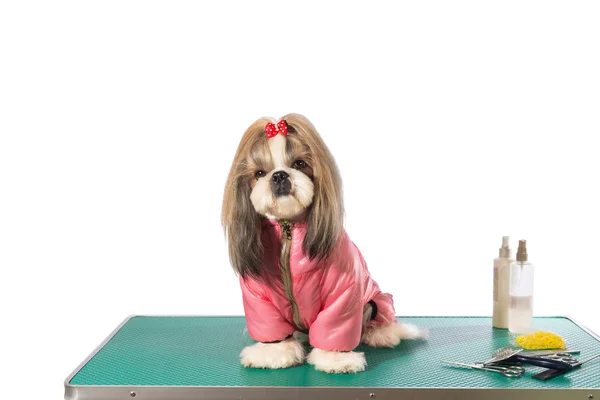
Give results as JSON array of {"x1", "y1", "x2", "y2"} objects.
[
  {"x1": 292, "y1": 160, "x2": 306, "y2": 170},
  {"x1": 255, "y1": 170, "x2": 266, "y2": 179}
]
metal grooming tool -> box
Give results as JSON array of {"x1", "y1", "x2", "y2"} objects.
[
  {"x1": 533, "y1": 353, "x2": 600, "y2": 381},
  {"x1": 487, "y1": 347, "x2": 575, "y2": 371},
  {"x1": 521, "y1": 349, "x2": 580, "y2": 357},
  {"x1": 442, "y1": 360, "x2": 525, "y2": 378}
]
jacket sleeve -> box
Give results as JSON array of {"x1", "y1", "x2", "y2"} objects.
[
  {"x1": 308, "y1": 281, "x2": 364, "y2": 351},
  {"x1": 308, "y1": 234, "x2": 365, "y2": 352},
  {"x1": 240, "y1": 276, "x2": 295, "y2": 343}
]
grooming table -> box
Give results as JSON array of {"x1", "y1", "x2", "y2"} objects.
[{"x1": 65, "y1": 316, "x2": 600, "y2": 400}]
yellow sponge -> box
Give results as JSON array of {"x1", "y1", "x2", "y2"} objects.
[{"x1": 515, "y1": 331, "x2": 566, "y2": 350}]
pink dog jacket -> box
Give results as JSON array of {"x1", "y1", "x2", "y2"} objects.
[{"x1": 240, "y1": 218, "x2": 397, "y2": 352}]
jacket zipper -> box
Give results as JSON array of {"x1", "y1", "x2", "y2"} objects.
[{"x1": 279, "y1": 220, "x2": 307, "y2": 333}]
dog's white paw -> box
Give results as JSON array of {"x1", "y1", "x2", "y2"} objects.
[
  {"x1": 362, "y1": 322, "x2": 428, "y2": 348},
  {"x1": 307, "y1": 348, "x2": 366, "y2": 374},
  {"x1": 240, "y1": 337, "x2": 305, "y2": 369}
]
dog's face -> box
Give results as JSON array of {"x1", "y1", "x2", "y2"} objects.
[
  {"x1": 249, "y1": 132, "x2": 315, "y2": 220},
  {"x1": 222, "y1": 114, "x2": 344, "y2": 278}
]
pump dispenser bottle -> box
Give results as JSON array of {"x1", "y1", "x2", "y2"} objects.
[
  {"x1": 493, "y1": 236, "x2": 513, "y2": 329},
  {"x1": 508, "y1": 240, "x2": 535, "y2": 334}
]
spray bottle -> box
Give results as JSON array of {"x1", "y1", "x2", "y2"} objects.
[
  {"x1": 493, "y1": 236, "x2": 513, "y2": 329},
  {"x1": 508, "y1": 240, "x2": 535, "y2": 334}
]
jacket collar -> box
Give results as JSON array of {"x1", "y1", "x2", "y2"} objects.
[{"x1": 261, "y1": 211, "x2": 309, "y2": 228}]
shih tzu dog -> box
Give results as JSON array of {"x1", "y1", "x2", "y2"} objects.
[{"x1": 222, "y1": 113, "x2": 425, "y2": 374}]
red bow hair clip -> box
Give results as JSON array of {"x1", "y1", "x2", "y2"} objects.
[{"x1": 265, "y1": 120, "x2": 288, "y2": 138}]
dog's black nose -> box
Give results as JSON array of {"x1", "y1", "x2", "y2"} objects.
[
  {"x1": 271, "y1": 171, "x2": 289, "y2": 184},
  {"x1": 271, "y1": 171, "x2": 291, "y2": 197}
]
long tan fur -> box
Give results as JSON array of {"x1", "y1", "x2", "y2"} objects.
[
  {"x1": 282, "y1": 113, "x2": 344, "y2": 260},
  {"x1": 222, "y1": 117, "x2": 271, "y2": 279}
]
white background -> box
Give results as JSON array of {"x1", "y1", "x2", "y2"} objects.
[{"x1": 1, "y1": 1, "x2": 599, "y2": 398}]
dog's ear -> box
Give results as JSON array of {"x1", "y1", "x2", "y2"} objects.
[
  {"x1": 222, "y1": 118, "x2": 271, "y2": 280},
  {"x1": 223, "y1": 174, "x2": 263, "y2": 279},
  {"x1": 304, "y1": 168, "x2": 344, "y2": 261},
  {"x1": 283, "y1": 113, "x2": 344, "y2": 261}
]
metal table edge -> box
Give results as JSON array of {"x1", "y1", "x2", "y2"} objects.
[
  {"x1": 64, "y1": 315, "x2": 135, "y2": 389},
  {"x1": 65, "y1": 387, "x2": 600, "y2": 400},
  {"x1": 63, "y1": 314, "x2": 600, "y2": 399}
]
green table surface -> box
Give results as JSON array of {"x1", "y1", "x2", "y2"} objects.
[{"x1": 68, "y1": 316, "x2": 600, "y2": 389}]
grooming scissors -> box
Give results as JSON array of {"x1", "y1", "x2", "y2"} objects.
[{"x1": 442, "y1": 360, "x2": 525, "y2": 377}]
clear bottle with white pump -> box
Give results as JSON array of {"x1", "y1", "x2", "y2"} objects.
[
  {"x1": 493, "y1": 236, "x2": 513, "y2": 329},
  {"x1": 508, "y1": 240, "x2": 535, "y2": 334}
]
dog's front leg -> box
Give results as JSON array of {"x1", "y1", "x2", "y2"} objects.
[
  {"x1": 240, "y1": 336, "x2": 305, "y2": 369},
  {"x1": 239, "y1": 277, "x2": 305, "y2": 369},
  {"x1": 307, "y1": 348, "x2": 366, "y2": 374},
  {"x1": 306, "y1": 282, "x2": 367, "y2": 374}
]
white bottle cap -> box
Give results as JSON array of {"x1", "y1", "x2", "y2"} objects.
[{"x1": 499, "y1": 236, "x2": 511, "y2": 258}]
